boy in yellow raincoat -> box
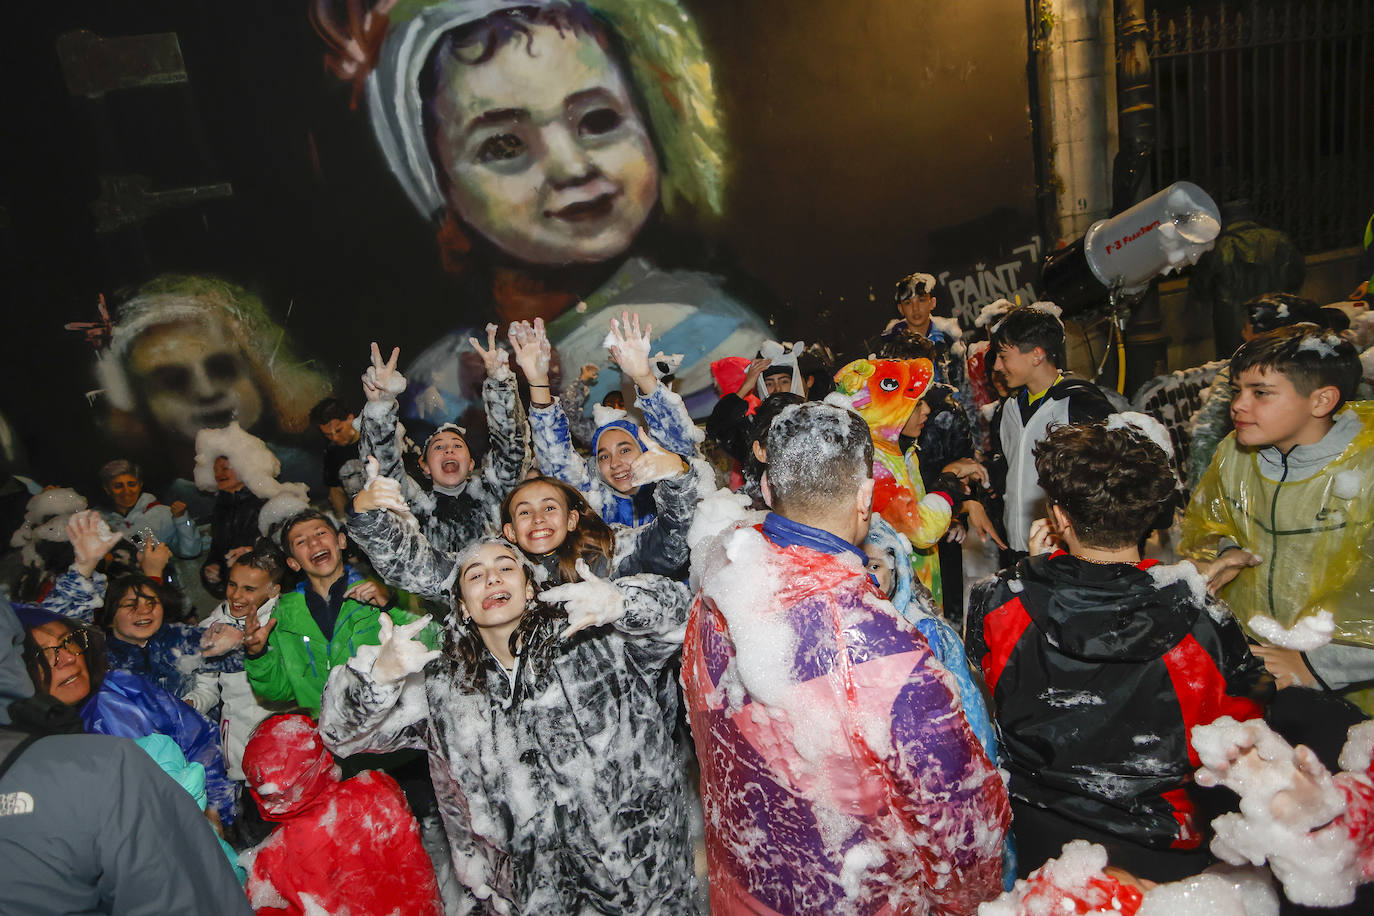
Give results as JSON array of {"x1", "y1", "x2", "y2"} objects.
[{"x1": 1181, "y1": 324, "x2": 1374, "y2": 714}]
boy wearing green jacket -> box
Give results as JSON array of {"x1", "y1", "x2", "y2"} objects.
[{"x1": 244, "y1": 509, "x2": 432, "y2": 715}]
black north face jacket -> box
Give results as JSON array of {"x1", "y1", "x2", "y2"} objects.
[{"x1": 966, "y1": 551, "x2": 1273, "y2": 850}]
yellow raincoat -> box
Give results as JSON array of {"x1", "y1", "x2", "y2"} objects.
[{"x1": 1181, "y1": 402, "x2": 1374, "y2": 709}]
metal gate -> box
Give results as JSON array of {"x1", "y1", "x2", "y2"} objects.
[{"x1": 1145, "y1": 0, "x2": 1374, "y2": 252}]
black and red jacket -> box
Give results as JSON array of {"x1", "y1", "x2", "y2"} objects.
[{"x1": 966, "y1": 550, "x2": 1274, "y2": 850}]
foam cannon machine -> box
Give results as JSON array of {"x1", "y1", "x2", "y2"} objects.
[{"x1": 1039, "y1": 181, "x2": 1222, "y2": 393}]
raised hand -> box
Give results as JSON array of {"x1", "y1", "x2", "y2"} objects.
[
  {"x1": 242, "y1": 604, "x2": 278, "y2": 656},
  {"x1": 606, "y1": 311, "x2": 656, "y2": 392},
  {"x1": 139, "y1": 540, "x2": 173, "y2": 578},
  {"x1": 508, "y1": 319, "x2": 553, "y2": 389},
  {"x1": 345, "y1": 579, "x2": 391, "y2": 608},
  {"x1": 629, "y1": 428, "x2": 687, "y2": 487},
  {"x1": 542, "y1": 559, "x2": 626, "y2": 639},
  {"x1": 469, "y1": 322, "x2": 512, "y2": 380},
  {"x1": 68, "y1": 510, "x2": 123, "y2": 578},
  {"x1": 738, "y1": 357, "x2": 771, "y2": 396},
  {"x1": 366, "y1": 613, "x2": 440, "y2": 684},
  {"x1": 199, "y1": 620, "x2": 245, "y2": 658},
  {"x1": 1027, "y1": 517, "x2": 1060, "y2": 556},
  {"x1": 362, "y1": 342, "x2": 407, "y2": 402},
  {"x1": 351, "y1": 456, "x2": 415, "y2": 521}
]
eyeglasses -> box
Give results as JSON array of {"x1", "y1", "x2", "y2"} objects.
[{"x1": 37, "y1": 629, "x2": 89, "y2": 665}]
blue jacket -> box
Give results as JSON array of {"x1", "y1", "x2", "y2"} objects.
[{"x1": 81, "y1": 670, "x2": 237, "y2": 825}]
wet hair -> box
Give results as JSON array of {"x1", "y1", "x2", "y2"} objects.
[
  {"x1": 1035, "y1": 422, "x2": 1175, "y2": 549},
  {"x1": 765, "y1": 403, "x2": 874, "y2": 517},
  {"x1": 874, "y1": 332, "x2": 939, "y2": 363},
  {"x1": 445, "y1": 537, "x2": 567, "y2": 693},
  {"x1": 309, "y1": 397, "x2": 354, "y2": 427},
  {"x1": 98, "y1": 459, "x2": 141, "y2": 490},
  {"x1": 500, "y1": 476, "x2": 614, "y2": 584},
  {"x1": 99, "y1": 574, "x2": 167, "y2": 632},
  {"x1": 1244, "y1": 293, "x2": 1324, "y2": 335},
  {"x1": 893, "y1": 272, "x2": 936, "y2": 304},
  {"x1": 231, "y1": 545, "x2": 287, "y2": 586},
  {"x1": 601, "y1": 390, "x2": 626, "y2": 410},
  {"x1": 1319, "y1": 306, "x2": 1352, "y2": 333},
  {"x1": 22, "y1": 619, "x2": 107, "y2": 703},
  {"x1": 990, "y1": 307, "x2": 1067, "y2": 370},
  {"x1": 278, "y1": 509, "x2": 339, "y2": 555},
  {"x1": 1230, "y1": 323, "x2": 1362, "y2": 410}
]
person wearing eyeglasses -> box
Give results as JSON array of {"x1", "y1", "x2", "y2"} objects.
[
  {"x1": 15, "y1": 604, "x2": 237, "y2": 829},
  {"x1": 0, "y1": 600, "x2": 251, "y2": 915}
]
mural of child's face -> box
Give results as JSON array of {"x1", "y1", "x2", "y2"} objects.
[
  {"x1": 430, "y1": 22, "x2": 660, "y2": 267},
  {"x1": 126, "y1": 319, "x2": 263, "y2": 442}
]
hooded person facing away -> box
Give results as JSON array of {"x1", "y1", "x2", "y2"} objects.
[{"x1": 0, "y1": 599, "x2": 250, "y2": 915}]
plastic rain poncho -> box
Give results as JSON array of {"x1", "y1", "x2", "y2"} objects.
[
  {"x1": 241, "y1": 714, "x2": 442, "y2": 916},
  {"x1": 530, "y1": 384, "x2": 702, "y2": 527},
  {"x1": 1180, "y1": 401, "x2": 1374, "y2": 712},
  {"x1": 318, "y1": 575, "x2": 697, "y2": 915},
  {"x1": 683, "y1": 519, "x2": 1008, "y2": 915}
]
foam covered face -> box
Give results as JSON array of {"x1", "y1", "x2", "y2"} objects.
[
  {"x1": 30, "y1": 621, "x2": 92, "y2": 706},
  {"x1": 127, "y1": 319, "x2": 263, "y2": 442},
  {"x1": 429, "y1": 22, "x2": 660, "y2": 266},
  {"x1": 596, "y1": 428, "x2": 642, "y2": 494},
  {"x1": 285, "y1": 519, "x2": 345, "y2": 579},
  {"x1": 861, "y1": 542, "x2": 894, "y2": 595},
  {"x1": 106, "y1": 473, "x2": 142, "y2": 514},
  {"x1": 213, "y1": 456, "x2": 244, "y2": 493},
  {"x1": 503, "y1": 481, "x2": 579, "y2": 555},
  {"x1": 423, "y1": 431, "x2": 473, "y2": 487},
  {"x1": 112, "y1": 585, "x2": 163, "y2": 646},
  {"x1": 458, "y1": 543, "x2": 534, "y2": 631}
]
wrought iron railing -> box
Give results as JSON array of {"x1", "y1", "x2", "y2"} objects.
[{"x1": 1143, "y1": 0, "x2": 1373, "y2": 252}]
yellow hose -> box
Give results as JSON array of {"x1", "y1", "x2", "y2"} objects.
[{"x1": 1115, "y1": 323, "x2": 1127, "y2": 393}]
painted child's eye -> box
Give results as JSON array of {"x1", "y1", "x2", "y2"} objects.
[
  {"x1": 476, "y1": 134, "x2": 525, "y2": 163},
  {"x1": 879, "y1": 377, "x2": 900, "y2": 392},
  {"x1": 579, "y1": 108, "x2": 622, "y2": 137}
]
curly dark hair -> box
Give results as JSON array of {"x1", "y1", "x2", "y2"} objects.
[
  {"x1": 500, "y1": 476, "x2": 613, "y2": 585},
  {"x1": 22, "y1": 619, "x2": 108, "y2": 704},
  {"x1": 1034, "y1": 421, "x2": 1175, "y2": 549},
  {"x1": 442, "y1": 538, "x2": 567, "y2": 693}
]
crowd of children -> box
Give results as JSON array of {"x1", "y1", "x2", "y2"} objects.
[{"x1": 3, "y1": 260, "x2": 1374, "y2": 915}]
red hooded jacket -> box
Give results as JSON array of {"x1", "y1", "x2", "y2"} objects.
[{"x1": 241, "y1": 714, "x2": 442, "y2": 916}]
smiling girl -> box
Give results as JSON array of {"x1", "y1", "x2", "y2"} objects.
[{"x1": 318, "y1": 535, "x2": 696, "y2": 912}]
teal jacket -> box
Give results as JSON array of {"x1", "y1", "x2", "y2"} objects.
[{"x1": 245, "y1": 567, "x2": 434, "y2": 715}]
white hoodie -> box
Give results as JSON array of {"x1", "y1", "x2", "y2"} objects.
[{"x1": 197, "y1": 596, "x2": 283, "y2": 781}]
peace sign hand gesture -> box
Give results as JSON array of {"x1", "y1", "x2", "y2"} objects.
[
  {"x1": 469, "y1": 322, "x2": 512, "y2": 381},
  {"x1": 242, "y1": 604, "x2": 277, "y2": 657},
  {"x1": 362, "y1": 342, "x2": 407, "y2": 402}
]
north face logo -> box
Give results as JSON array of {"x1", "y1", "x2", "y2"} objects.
[{"x1": 0, "y1": 791, "x2": 34, "y2": 816}]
